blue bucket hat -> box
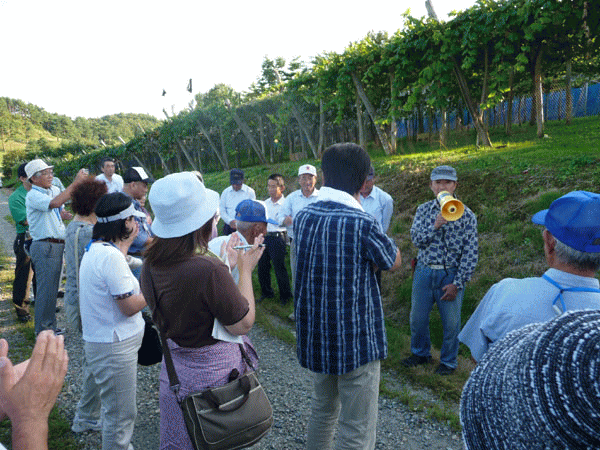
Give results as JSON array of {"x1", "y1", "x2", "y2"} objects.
[
  {"x1": 235, "y1": 199, "x2": 278, "y2": 225},
  {"x1": 532, "y1": 190, "x2": 600, "y2": 253}
]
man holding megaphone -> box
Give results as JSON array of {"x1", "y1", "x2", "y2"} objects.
[{"x1": 401, "y1": 165, "x2": 478, "y2": 376}]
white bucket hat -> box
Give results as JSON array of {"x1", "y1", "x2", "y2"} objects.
[{"x1": 149, "y1": 172, "x2": 219, "y2": 238}]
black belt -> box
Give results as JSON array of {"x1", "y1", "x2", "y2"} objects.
[
  {"x1": 38, "y1": 238, "x2": 65, "y2": 244},
  {"x1": 266, "y1": 231, "x2": 286, "y2": 237}
]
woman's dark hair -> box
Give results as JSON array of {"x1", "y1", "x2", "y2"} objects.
[
  {"x1": 71, "y1": 179, "x2": 107, "y2": 216},
  {"x1": 321, "y1": 143, "x2": 371, "y2": 195},
  {"x1": 92, "y1": 192, "x2": 134, "y2": 242},
  {"x1": 144, "y1": 219, "x2": 214, "y2": 267}
]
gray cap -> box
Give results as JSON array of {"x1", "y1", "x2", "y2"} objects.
[
  {"x1": 430, "y1": 165, "x2": 457, "y2": 181},
  {"x1": 460, "y1": 310, "x2": 600, "y2": 449}
]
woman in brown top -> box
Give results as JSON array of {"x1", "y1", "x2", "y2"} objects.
[{"x1": 140, "y1": 172, "x2": 264, "y2": 450}]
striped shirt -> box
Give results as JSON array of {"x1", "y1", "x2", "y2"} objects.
[{"x1": 294, "y1": 189, "x2": 398, "y2": 374}]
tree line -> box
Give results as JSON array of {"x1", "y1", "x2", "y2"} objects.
[{"x1": 3, "y1": 0, "x2": 599, "y2": 181}]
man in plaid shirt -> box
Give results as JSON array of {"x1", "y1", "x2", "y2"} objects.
[
  {"x1": 293, "y1": 143, "x2": 401, "y2": 450},
  {"x1": 402, "y1": 165, "x2": 478, "y2": 375}
]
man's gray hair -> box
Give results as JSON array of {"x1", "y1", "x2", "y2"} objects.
[
  {"x1": 235, "y1": 220, "x2": 252, "y2": 232},
  {"x1": 554, "y1": 237, "x2": 600, "y2": 273}
]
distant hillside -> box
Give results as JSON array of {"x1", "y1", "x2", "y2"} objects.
[{"x1": 0, "y1": 97, "x2": 162, "y2": 172}]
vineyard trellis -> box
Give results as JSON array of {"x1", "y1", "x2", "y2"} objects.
[{"x1": 4, "y1": 0, "x2": 599, "y2": 181}]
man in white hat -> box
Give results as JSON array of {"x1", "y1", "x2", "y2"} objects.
[
  {"x1": 25, "y1": 159, "x2": 88, "y2": 334},
  {"x1": 278, "y1": 164, "x2": 320, "y2": 292}
]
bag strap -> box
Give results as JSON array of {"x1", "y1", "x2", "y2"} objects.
[
  {"x1": 74, "y1": 225, "x2": 84, "y2": 298},
  {"x1": 542, "y1": 273, "x2": 600, "y2": 315},
  {"x1": 147, "y1": 267, "x2": 254, "y2": 400},
  {"x1": 146, "y1": 267, "x2": 182, "y2": 396}
]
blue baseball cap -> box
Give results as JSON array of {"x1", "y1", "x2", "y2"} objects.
[
  {"x1": 532, "y1": 191, "x2": 600, "y2": 252},
  {"x1": 235, "y1": 199, "x2": 278, "y2": 225}
]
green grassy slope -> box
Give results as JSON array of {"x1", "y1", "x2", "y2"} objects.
[{"x1": 204, "y1": 116, "x2": 600, "y2": 416}]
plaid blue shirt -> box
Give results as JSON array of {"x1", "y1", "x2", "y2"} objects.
[
  {"x1": 294, "y1": 199, "x2": 398, "y2": 374},
  {"x1": 410, "y1": 199, "x2": 478, "y2": 290}
]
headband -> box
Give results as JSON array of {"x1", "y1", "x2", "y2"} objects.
[{"x1": 96, "y1": 204, "x2": 143, "y2": 223}]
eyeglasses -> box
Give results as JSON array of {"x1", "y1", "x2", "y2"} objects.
[{"x1": 37, "y1": 169, "x2": 53, "y2": 176}]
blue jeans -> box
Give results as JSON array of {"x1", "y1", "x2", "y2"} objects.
[{"x1": 410, "y1": 263, "x2": 464, "y2": 368}]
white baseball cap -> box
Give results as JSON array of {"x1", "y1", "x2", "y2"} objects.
[
  {"x1": 298, "y1": 164, "x2": 317, "y2": 177},
  {"x1": 149, "y1": 172, "x2": 219, "y2": 238},
  {"x1": 25, "y1": 159, "x2": 53, "y2": 179}
]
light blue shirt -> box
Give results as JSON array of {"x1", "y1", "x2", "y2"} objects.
[
  {"x1": 360, "y1": 185, "x2": 393, "y2": 233},
  {"x1": 459, "y1": 268, "x2": 600, "y2": 361},
  {"x1": 277, "y1": 188, "x2": 320, "y2": 239},
  {"x1": 220, "y1": 184, "x2": 256, "y2": 226},
  {"x1": 25, "y1": 185, "x2": 66, "y2": 240}
]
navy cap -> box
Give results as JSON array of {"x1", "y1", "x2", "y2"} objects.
[
  {"x1": 230, "y1": 168, "x2": 244, "y2": 185},
  {"x1": 235, "y1": 199, "x2": 278, "y2": 225},
  {"x1": 532, "y1": 190, "x2": 600, "y2": 252},
  {"x1": 366, "y1": 166, "x2": 375, "y2": 180}
]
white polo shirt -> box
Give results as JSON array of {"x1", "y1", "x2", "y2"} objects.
[
  {"x1": 96, "y1": 173, "x2": 124, "y2": 193},
  {"x1": 219, "y1": 184, "x2": 256, "y2": 226},
  {"x1": 79, "y1": 242, "x2": 144, "y2": 343},
  {"x1": 264, "y1": 195, "x2": 287, "y2": 233},
  {"x1": 277, "y1": 188, "x2": 320, "y2": 239}
]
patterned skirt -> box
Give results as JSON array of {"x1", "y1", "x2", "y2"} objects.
[{"x1": 158, "y1": 336, "x2": 259, "y2": 450}]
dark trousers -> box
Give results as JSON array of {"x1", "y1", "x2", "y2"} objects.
[
  {"x1": 258, "y1": 233, "x2": 292, "y2": 303},
  {"x1": 12, "y1": 233, "x2": 34, "y2": 317}
]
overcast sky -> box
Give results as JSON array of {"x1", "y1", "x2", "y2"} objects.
[{"x1": 1, "y1": 0, "x2": 476, "y2": 119}]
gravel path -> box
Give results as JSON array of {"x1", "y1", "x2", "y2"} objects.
[{"x1": 0, "y1": 187, "x2": 463, "y2": 449}]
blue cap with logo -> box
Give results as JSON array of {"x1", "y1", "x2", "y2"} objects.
[
  {"x1": 532, "y1": 190, "x2": 600, "y2": 253},
  {"x1": 235, "y1": 199, "x2": 278, "y2": 225}
]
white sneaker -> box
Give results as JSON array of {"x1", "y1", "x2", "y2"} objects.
[{"x1": 71, "y1": 418, "x2": 103, "y2": 433}]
